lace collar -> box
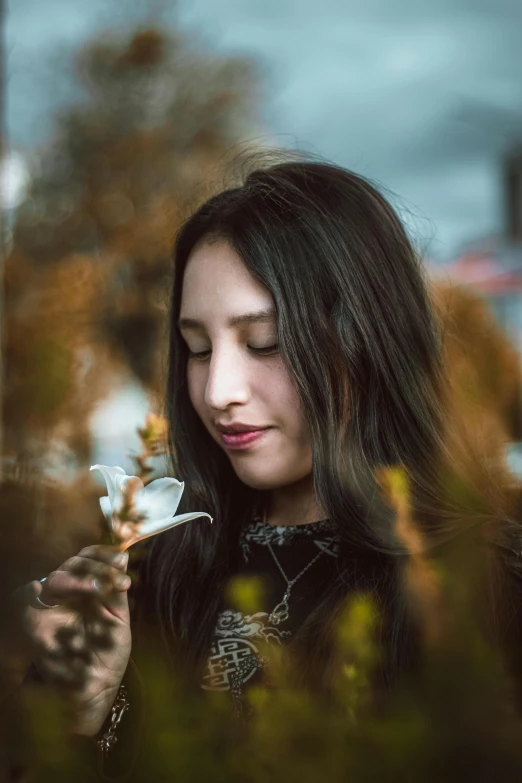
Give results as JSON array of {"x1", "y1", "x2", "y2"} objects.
[{"x1": 243, "y1": 511, "x2": 337, "y2": 546}]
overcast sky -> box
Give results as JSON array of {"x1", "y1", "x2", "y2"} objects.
[{"x1": 6, "y1": 0, "x2": 522, "y2": 260}]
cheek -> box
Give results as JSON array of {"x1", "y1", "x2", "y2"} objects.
[
  {"x1": 264, "y1": 373, "x2": 313, "y2": 480},
  {"x1": 266, "y1": 369, "x2": 308, "y2": 438}
]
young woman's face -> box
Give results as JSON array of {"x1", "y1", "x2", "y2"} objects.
[{"x1": 179, "y1": 238, "x2": 312, "y2": 490}]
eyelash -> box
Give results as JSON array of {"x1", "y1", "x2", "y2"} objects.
[{"x1": 187, "y1": 344, "x2": 279, "y2": 360}]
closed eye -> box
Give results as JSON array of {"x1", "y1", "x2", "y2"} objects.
[{"x1": 187, "y1": 344, "x2": 279, "y2": 360}]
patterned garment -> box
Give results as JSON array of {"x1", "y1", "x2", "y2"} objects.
[{"x1": 200, "y1": 512, "x2": 340, "y2": 718}]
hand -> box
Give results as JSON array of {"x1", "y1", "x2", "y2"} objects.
[{"x1": 14, "y1": 544, "x2": 132, "y2": 735}]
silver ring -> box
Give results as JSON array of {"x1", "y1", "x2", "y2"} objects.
[{"x1": 35, "y1": 577, "x2": 61, "y2": 609}]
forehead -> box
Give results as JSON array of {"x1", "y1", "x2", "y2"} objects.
[{"x1": 180, "y1": 239, "x2": 275, "y2": 325}]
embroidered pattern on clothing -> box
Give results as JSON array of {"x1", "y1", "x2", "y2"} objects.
[
  {"x1": 201, "y1": 609, "x2": 291, "y2": 693},
  {"x1": 240, "y1": 516, "x2": 340, "y2": 563}
]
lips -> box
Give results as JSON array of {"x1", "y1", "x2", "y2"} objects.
[
  {"x1": 216, "y1": 422, "x2": 268, "y2": 434},
  {"x1": 220, "y1": 427, "x2": 271, "y2": 449}
]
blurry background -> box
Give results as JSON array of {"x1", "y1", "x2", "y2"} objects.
[
  {"x1": 7, "y1": 0, "x2": 522, "y2": 256},
  {"x1": 2, "y1": 0, "x2": 522, "y2": 563},
  {"x1": 4, "y1": 7, "x2": 522, "y2": 777}
]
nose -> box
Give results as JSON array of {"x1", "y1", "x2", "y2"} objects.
[{"x1": 204, "y1": 345, "x2": 250, "y2": 411}]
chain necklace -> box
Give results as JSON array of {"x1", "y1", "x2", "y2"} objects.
[{"x1": 263, "y1": 511, "x2": 325, "y2": 626}]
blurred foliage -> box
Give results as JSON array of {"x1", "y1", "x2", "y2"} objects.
[
  {"x1": 3, "y1": 24, "x2": 263, "y2": 487},
  {"x1": 432, "y1": 281, "x2": 522, "y2": 451},
  {"x1": 428, "y1": 281, "x2": 522, "y2": 538},
  {"x1": 4, "y1": 373, "x2": 522, "y2": 780},
  {"x1": 1, "y1": 23, "x2": 263, "y2": 564},
  {"x1": 0, "y1": 22, "x2": 264, "y2": 776},
  {"x1": 10, "y1": 533, "x2": 522, "y2": 782}
]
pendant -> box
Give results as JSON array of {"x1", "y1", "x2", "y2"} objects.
[{"x1": 269, "y1": 594, "x2": 290, "y2": 625}]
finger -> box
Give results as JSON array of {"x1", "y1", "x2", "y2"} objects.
[
  {"x1": 27, "y1": 578, "x2": 65, "y2": 612},
  {"x1": 60, "y1": 555, "x2": 128, "y2": 583},
  {"x1": 40, "y1": 569, "x2": 131, "y2": 608},
  {"x1": 74, "y1": 545, "x2": 129, "y2": 571},
  {"x1": 37, "y1": 573, "x2": 98, "y2": 609},
  {"x1": 44, "y1": 550, "x2": 129, "y2": 603}
]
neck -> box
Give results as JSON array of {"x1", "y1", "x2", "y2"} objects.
[{"x1": 265, "y1": 474, "x2": 327, "y2": 527}]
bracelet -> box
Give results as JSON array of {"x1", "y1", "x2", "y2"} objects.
[{"x1": 96, "y1": 684, "x2": 130, "y2": 754}]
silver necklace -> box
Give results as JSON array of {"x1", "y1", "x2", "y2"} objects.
[{"x1": 263, "y1": 512, "x2": 325, "y2": 626}]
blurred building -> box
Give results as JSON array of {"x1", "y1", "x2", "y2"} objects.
[
  {"x1": 429, "y1": 144, "x2": 522, "y2": 352},
  {"x1": 427, "y1": 145, "x2": 522, "y2": 476}
]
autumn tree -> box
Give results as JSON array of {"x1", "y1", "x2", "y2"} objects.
[
  {"x1": 4, "y1": 25, "x2": 263, "y2": 465},
  {"x1": 1, "y1": 24, "x2": 264, "y2": 563}
]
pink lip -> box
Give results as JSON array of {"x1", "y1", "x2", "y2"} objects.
[{"x1": 220, "y1": 428, "x2": 271, "y2": 449}]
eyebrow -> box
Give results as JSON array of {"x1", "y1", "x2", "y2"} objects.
[{"x1": 178, "y1": 308, "x2": 276, "y2": 331}]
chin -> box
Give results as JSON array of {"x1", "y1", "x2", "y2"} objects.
[
  {"x1": 232, "y1": 465, "x2": 298, "y2": 491},
  {"x1": 236, "y1": 476, "x2": 277, "y2": 491},
  {"x1": 231, "y1": 468, "x2": 280, "y2": 491}
]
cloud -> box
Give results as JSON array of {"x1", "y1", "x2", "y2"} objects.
[{"x1": 7, "y1": 0, "x2": 522, "y2": 258}]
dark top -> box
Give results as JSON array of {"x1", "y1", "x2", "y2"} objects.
[{"x1": 200, "y1": 512, "x2": 340, "y2": 718}]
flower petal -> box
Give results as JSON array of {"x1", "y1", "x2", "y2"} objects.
[
  {"x1": 90, "y1": 465, "x2": 128, "y2": 513},
  {"x1": 133, "y1": 477, "x2": 185, "y2": 520},
  {"x1": 120, "y1": 512, "x2": 213, "y2": 551},
  {"x1": 99, "y1": 495, "x2": 113, "y2": 520}
]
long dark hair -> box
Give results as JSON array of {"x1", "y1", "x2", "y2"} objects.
[{"x1": 140, "y1": 151, "x2": 476, "y2": 695}]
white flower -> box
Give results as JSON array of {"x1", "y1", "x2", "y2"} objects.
[{"x1": 90, "y1": 464, "x2": 212, "y2": 550}]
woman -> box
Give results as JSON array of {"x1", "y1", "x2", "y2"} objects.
[{"x1": 11, "y1": 153, "x2": 521, "y2": 779}]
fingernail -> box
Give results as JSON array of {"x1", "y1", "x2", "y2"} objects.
[
  {"x1": 92, "y1": 579, "x2": 101, "y2": 591},
  {"x1": 113, "y1": 553, "x2": 128, "y2": 567},
  {"x1": 115, "y1": 574, "x2": 131, "y2": 589}
]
